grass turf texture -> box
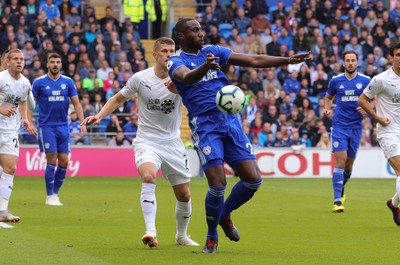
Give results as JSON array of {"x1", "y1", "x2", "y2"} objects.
[{"x1": 1, "y1": 177, "x2": 398, "y2": 265}]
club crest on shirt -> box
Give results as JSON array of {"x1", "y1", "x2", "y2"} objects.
[
  {"x1": 202, "y1": 146, "x2": 212, "y2": 155},
  {"x1": 61, "y1": 84, "x2": 66, "y2": 90},
  {"x1": 356, "y1": 83, "x2": 363, "y2": 89},
  {"x1": 161, "y1": 99, "x2": 175, "y2": 114},
  {"x1": 166, "y1": 60, "x2": 173, "y2": 70},
  {"x1": 333, "y1": 141, "x2": 339, "y2": 148}
]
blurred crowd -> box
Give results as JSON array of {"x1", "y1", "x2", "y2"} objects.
[{"x1": 4, "y1": 0, "x2": 396, "y2": 147}]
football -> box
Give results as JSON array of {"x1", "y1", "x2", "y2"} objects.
[{"x1": 215, "y1": 85, "x2": 245, "y2": 114}]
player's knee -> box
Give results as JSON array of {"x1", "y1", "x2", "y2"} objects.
[
  {"x1": 177, "y1": 192, "x2": 191, "y2": 202},
  {"x1": 141, "y1": 174, "x2": 156, "y2": 184},
  {"x1": 3, "y1": 165, "x2": 16, "y2": 175}
]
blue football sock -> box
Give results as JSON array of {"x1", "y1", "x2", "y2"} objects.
[
  {"x1": 221, "y1": 179, "x2": 262, "y2": 220},
  {"x1": 205, "y1": 186, "x2": 225, "y2": 239},
  {"x1": 45, "y1": 163, "x2": 56, "y2": 196},
  {"x1": 332, "y1": 168, "x2": 345, "y2": 203},
  {"x1": 54, "y1": 166, "x2": 67, "y2": 195},
  {"x1": 342, "y1": 171, "x2": 352, "y2": 197}
]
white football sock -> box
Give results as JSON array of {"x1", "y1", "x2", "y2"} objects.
[
  {"x1": 140, "y1": 183, "x2": 157, "y2": 234},
  {"x1": 176, "y1": 199, "x2": 192, "y2": 238},
  {"x1": 0, "y1": 173, "x2": 14, "y2": 211},
  {"x1": 393, "y1": 177, "x2": 400, "y2": 207}
]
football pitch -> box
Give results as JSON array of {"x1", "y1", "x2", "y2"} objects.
[{"x1": 1, "y1": 176, "x2": 398, "y2": 265}]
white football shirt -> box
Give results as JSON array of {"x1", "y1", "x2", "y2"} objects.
[
  {"x1": 120, "y1": 67, "x2": 183, "y2": 142},
  {"x1": 0, "y1": 70, "x2": 31, "y2": 132},
  {"x1": 363, "y1": 67, "x2": 400, "y2": 135}
]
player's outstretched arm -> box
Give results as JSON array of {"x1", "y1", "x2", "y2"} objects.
[
  {"x1": 227, "y1": 51, "x2": 313, "y2": 68},
  {"x1": 81, "y1": 92, "x2": 129, "y2": 126}
]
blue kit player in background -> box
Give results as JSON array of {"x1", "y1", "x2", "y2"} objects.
[
  {"x1": 32, "y1": 53, "x2": 87, "y2": 206},
  {"x1": 167, "y1": 18, "x2": 313, "y2": 253},
  {"x1": 323, "y1": 51, "x2": 371, "y2": 213}
]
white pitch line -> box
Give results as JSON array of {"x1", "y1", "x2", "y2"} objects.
[{"x1": 0, "y1": 222, "x2": 15, "y2": 228}]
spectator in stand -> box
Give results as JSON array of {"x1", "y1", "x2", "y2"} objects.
[
  {"x1": 245, "y1": 69, "x2": 263, "y2": 95},
  {"x1": 262, "y1": 104, "x2": 279, "y2": 125},
  {"x1": 251, "y1": 13, "x2": 270, "y2": 34},
  {"x1": 272, "y1": 1, "x2": 287, "y2": 23},
  {"x1": 245, "y1": 96, "x2": 258, "y2": 124},
  {"x1": 27, "y1": 0, "x2": 39, "y2": 20},
  {"x1": 39, "y1": 0, "x2": 60, "y2": 22},
  {"x1": 363, "y1": 10, "x2": 377, "y2": 33},
  {"x1": 103, "y1": 71, "x2": 116, "y2": 93},
  {"x1": 262, "y1": 69, "x2": 282, "y2": 91},
  {"x1": 203, "y1": 5, "x2": 220, "y2": 28},
  {"x1": 22, "y1": 40, "x2": 37, "y2": 66},
  {"x1": 91, "y1": 93, "x2": 105, "y2": 114},
  {"x1": 106, "y1": 114, "x2": 123, "y2": 140},
  {"x1": 287, "y1": 106, "x2": 305, "y2": 128},
  {"x1": 283, "y1": 70, "x2": 301, "y2": 97},
  {"x1": 65, "y1": 6, "x2": 81, "y2": 28},
  {"x1": 316, "y1": 132, "x2": 330, "y2": 148},
  {"x1": 243, "y1": 0, "x2": 257, "y2": 19},
  {"x1": 293, "y1": 27, "x2": 310, "y2": 53},
  {"x1": 224, "y1": 0, "x2": 238, "y2": 24},
  {"x1": 234, "y1": 8, "x2": 251, "y2": 34},
  {"x1": 124, "y1": 113, "x2": 138, "y2": 143},
  {"x1": 257, "y1": 122, "x2": 273, "y2": 146},
  {"x1": 98, "y1": 6, "x2": 120, "y2": 33},
  {"x1": 130, "y1": 50, "x2": 148, "y2": 73},
  {"x1": 266, "y1": 33, "x2": 281, "y2": 57},
  {"x1": 106, "y1": 80, "x2": 121, "y2": 101},
  {"x1": 250, "y1": 116, "x2": 263, "y2": 136},
  {"x1": 230, "y1": 35, "x2": 245, "y2": 53},
  {"x1": 97, "y1": 60, "x2": 113, "y2": 81},
  {"x1": 69, "y1": 111, "x2": 90, "y2": 145},
  {"x1": 356, "y1": 0, "x2": 370, "y2": 20},
  {"x1": 312, "y1": 70, "x2": 329, "y2": 97},
  {"x1": 224, "y1": 65, "x2": 240, "y2": 87},
  {"x1": 58, "y1": 0, "x2": 73, "y2": 20},
  {"x1": 293, "y1": 88, "x2": 309, "y2": 108},
  {"x1": 208, "y1": 25, "x2": 221, "y2": 45},
  {"x1": 82, "y1": 68, "x2": 104, "y2": 93},
  {"x1": 108, "y1": 130, "x2": 130, "y2": 147},
  {"x1": 80, "y1": 94, "x2": 95, "y2": 118}
]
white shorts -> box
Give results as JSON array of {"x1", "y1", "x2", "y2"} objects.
[
  {"x1": 132, "y1": 138, "x2": 192, "y2": 186},
  {"x1": 0, "y1": 132, "x2": 20, "y2": 157},
  {"x1": 377, "y1": 133, "x2": 400, "y2": 160}
]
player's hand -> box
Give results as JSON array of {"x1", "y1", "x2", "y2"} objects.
[
  {"x1": 288, "y1": 51, "x2": 313, "y2": 64},
  {"x1": 165, "y1": 79, "x2": 178, "y2": 94},
  {"x1": 0, "y1": 106, "x2": 17, "y2": 117},
  {"x1": 82, "y1": 115, "x2": 101, "y2": 126},
  {"x1": 377, "y1": 116, "x2": 391, "y2": 127},
  {"x1": 205, "y1": 53, "x2": 220, "y2": 70},
  {"x1": 80, "y1": 123, "x2": 87, "y2": 136},
  {"x1": 322, "y1": 108, "x2": 333, "y2": 118},
  {"x1": 356, "y1": 106, "x2": 367, "y2": 116}
]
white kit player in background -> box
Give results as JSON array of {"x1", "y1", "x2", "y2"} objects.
[
  {"x1": 358, "y1": 42, "x2": 400, "y2": 226},
  {"x1": 0, "y1": 49, "x2": 36, "y2": 222},
  {"x1": 82, "y1": 37, "x2": 199, "y2": 248}
]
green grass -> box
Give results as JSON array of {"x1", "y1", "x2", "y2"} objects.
[{"x1": 1, "y1": 177, "x2": 398, "y2": 265}]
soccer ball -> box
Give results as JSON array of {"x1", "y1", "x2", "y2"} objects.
[{"x1": 215, "y1": 85, "x2": 245, "y2": 114}]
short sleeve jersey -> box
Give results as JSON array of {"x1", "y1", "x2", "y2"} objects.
[
  {"x1": 120, "y1": 67, "x2": 183, "y2": 142},
  {"x1": 327, "y1": 72, "x2": 371, "y2": 129},
  {"x1": 32, "y1": 74, "x2": 77, "y2": 127},
  {"x1": 363, "y1": 68, "x2": 400, "y2": 134},
  {"x1": 0, "y1": 70, "x2": 31, "y2": 132},
  {"x1": 167, "y1": 45, "x2": 233, "y2": 117}
]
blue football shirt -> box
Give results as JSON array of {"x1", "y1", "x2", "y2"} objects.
[
  {"x1": 32, "y1": 74, "x2": 78, "y2": 126},
  {"x1": 167, "y1": 45, "x2": 232, "y2": 117},
  {"x1": 326, "y1": 73, "x2": 370, "y2": 129}
]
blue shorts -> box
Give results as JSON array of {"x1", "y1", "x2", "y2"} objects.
[
  {"x1": 331, "y1": 127, "x2": 362, "y2": 158},
  {"x1": 189, "y1": 112, "x2": 255, "y2": 170},
  {"x1": 38, "y1": 125, "x2": 70, "y2": 154}
]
